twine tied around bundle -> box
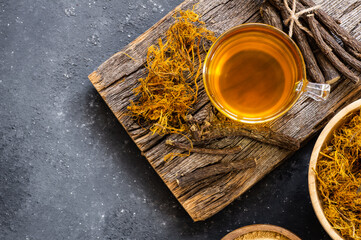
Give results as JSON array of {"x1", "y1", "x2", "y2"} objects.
[{"x1": 284, "y1": 0, "x2": 321, "y2": 37}]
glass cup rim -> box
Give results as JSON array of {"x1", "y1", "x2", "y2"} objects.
[{"x1": 202, "y1": 23, "x2": 307, "y2": 124}]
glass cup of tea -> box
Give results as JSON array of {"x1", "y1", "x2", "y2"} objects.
[{"x1": 203, "y1": 23, "x2": 330, "y2": 124}]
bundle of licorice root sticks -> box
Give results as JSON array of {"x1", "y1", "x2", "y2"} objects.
[{"x1": 261, "y1": 0, "x2": 361, "y2": 84}]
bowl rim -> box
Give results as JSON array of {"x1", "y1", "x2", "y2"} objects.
[
  {"x1": 221, "y1": 224, "x2": 301, "y2": 240},
  {"x1": 308, "y1": 98, "x2": 361, "y2": 240}
]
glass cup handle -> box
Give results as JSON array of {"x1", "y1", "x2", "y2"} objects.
[{"x1": 297, "y1": 81, "x2": 331, "y2": 101}]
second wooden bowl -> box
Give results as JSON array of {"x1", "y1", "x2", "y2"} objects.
[
  {"x1": 221, "y1": 224, "x2": 301, "y2": 240},
  {"x1": 309, "y1": 99, "x2": 361, "y2": 240}
]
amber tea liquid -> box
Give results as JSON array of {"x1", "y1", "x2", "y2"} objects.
[{"x1": 205, "y1": 24, "x2": 303, "y2": 122}]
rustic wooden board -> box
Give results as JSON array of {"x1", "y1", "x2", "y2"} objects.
[{"x1": 89, "y1": 0, "x2": 361, "y2": 221}]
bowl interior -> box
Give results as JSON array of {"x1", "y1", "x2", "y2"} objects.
[
  {"x1": 309, "y1": 99, "x2": 361, "y2": 240},
  {"x1": 221, "y1": 224, "x2": 301, "y2": 240}
]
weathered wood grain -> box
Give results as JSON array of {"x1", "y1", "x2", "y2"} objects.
[
  {"x1": 176, "y1": 158, "x2": 257, "y2": 188},
  {"x1": 89, "y1": 0, "x2": 361, "y2": 221}
]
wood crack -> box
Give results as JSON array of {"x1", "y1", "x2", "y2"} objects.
[
  {"x1": 201, "y1": 0, "x2": 233, "y2": 19},
  {"x1": 342, "y1": 1, "x2": 361, "y2": 16}
]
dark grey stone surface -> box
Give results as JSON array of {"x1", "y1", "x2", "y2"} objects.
[{"x1": 0, "y1": 1, "x2": 331, "y2": 239}]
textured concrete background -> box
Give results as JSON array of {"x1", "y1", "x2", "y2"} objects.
[{"x1": 0, "y1": 0, "x2": 331, "y2": 239}]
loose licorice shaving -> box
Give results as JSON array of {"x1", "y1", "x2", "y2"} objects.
[
  {"x1": 316, "y1": 110, "x2": 361, "y2": 239},
  {"x1": 128, "y1": 9, "x2": 216, "y2": 137}
]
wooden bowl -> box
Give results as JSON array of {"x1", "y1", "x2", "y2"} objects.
[
  {"x1": 309, "y1": 99, "x2": 361, "y2": 240},
  {"x1": 221, "y1": 224, "x2": 301, "y2": 240}
]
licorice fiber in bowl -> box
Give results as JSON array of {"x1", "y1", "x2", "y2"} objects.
[
  {"x1": 309, "y1": 99, "x2": 361, "y2": 240},
  {"x1": 221, "y1": 224, "x2": 301, "y2": 240}
]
